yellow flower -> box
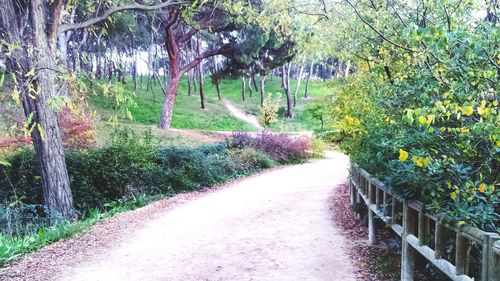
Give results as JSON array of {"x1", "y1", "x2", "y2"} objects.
[
  {"x1": 399, "y1": 149, "x2": 409, "y2": 162},
  {"x1": 423, "y1": 157, "x2": 430, "y2": 167},
  {"x1": 479, "y1": 183, "x2": 487, "y2": 193}
]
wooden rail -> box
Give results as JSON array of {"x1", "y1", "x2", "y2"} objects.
[{"x1": 349, "y1": 163, "x2": 500, "y2": 281}]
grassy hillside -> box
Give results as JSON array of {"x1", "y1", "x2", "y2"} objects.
[{"x1": 90, "y1": 75, "x2": 331, "y2": 132}]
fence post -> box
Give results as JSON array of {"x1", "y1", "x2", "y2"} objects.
[
  {"x1": 391, "y1": 197, "x2": 397, "y2": 224},
  {"x1": 401, "y1": 201, "x2": 415, "y2": 281},
  {"x1": 483, "y1": 235, "x2": 500, "y2": 281},
  {"x1": 455, "y1": 233, "x2": 468, "y2": 275},
  {"x1": 368, "y1": 180, "x2": 377, "y2": 245},
  {"x1": 435, "y1": 221, "x2": 446, "y2": 260},
  {"x1": 418, "y1": 212, "x2": 429, "y2": 246},
  {"x1": 492, "y1": 240, "x2": 500, "y2": 281},
  {"x1": 349, "y1": 179, "x2": 355, "y2": 205}
]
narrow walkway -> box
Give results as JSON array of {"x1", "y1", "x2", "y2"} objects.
[
  {"x1": 4, "y1": 153, "x2": 355, "y2": 281},
  {"x1": 223, "y1": 99, "x2": 262, "y2": 129}
]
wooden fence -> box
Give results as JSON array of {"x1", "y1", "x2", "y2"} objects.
[{"x1": 348, "y1": 163, "x2": 500, "y2": 281}]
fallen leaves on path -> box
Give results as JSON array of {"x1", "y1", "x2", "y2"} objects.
[{"x1": 330, "y1": 183, "x2": 400, "y2": 281}]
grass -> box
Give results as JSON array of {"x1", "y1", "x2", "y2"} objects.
[
  {"x1": 89, "y1": 75, "x2": 331, "y2": 132},
  {"x1": 0, "y1": 193, "x2": 164, "y2": 267}
]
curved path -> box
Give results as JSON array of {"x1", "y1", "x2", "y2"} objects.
[
  {"x1": 4, "y1": 152, "x2": 355, "y2": 281},
  {"x1": 223, "y1": 99, "x2": 262, "y2": 129}
]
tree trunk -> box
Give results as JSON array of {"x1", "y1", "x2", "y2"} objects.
[
  {"x1": 197, "y1": 37, "x2": 205, "y2": 109},
  {"x1": 344, "y1": 60, "x2": 351, "y2": 79},
  {"x1": 199, "y1": 64, "x2": 205, "y2": 109},
  {"x1": 260, "y1": 74, "x2": 266, "y2": 107},
  {"x1": 10, "y1": 0, "x2": 76, "y2": 218},
  {"x1": 241, "y1": 77, "x2": 246, "y2": 101},
  {"x1": 252, "y1": 75, "x2": 258, "y2": 91},
  {"x1": 159, "y1": 75, "x2": 180, "y2": 129},
  {"x1": 247, "y1": 77, "x2": 252, "y2": 97},
  {"x1": 293, "y1": 62, "x2": 304, "y2": 107},
  {"x1": 187, "y1": 75, "x2": 192, "y2": 96},
  {"x1": 215, "y1": 79, "x2": 221, "y2": 100},
  {"x1": 282, "y1": 65, "x2": 292, "y2": 118},
  {"x1": 304, "y1": 62, "x2": 313, "y2": 98}
]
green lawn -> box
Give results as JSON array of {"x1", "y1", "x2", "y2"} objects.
[{"x1": 89, "y1": 75, "x2": 331, "y2": 132}]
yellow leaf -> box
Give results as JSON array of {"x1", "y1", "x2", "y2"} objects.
[
  {"x1": 477, "y1": 106, "x2": 486, "y2": 115},
  {"x1": 399, "y1": 149, "x2": 409, "y2": 162},
  {"x1": 450, "y1": 192, "x2": 457, "y2": 200},
  {"x1": 418, "y1": 116, "x2": 427, "y2": 125},
  {"x1": 479, "y1": 183, "x2": 487, "y2": 193},
  {"x1": 458, "y1": 221, "x2": 466, "y2": 226},
  {"x1": 463, "y1": 106, "x2": 473, "y2": 116}
]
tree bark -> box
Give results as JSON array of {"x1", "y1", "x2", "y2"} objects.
[
  {"x1": 198, "y1": 64, "x2": 205, "y2": 109},
  {"x1": 13, "y1": 0, "x2": 75, "y2": 218},
  {"x1": 281, "y1": 65, "x2": 292, "y2": 118},
  {"x1": 293, "y1": 61, "x2": 304, "y2": 107},
  {"x1": 160, "y1": 75, "x2": 180, "y2": 129},
  {"x1": 252, "y1": 75, "x2": 258, "y2": 91},
  {"x1": 247, "y1": 77, "x2": 252, "y2": 97},
  {"x1": 241, "y1": 77, "x2": 246, "y2": 101},
  {"x1": 215, "y1": 79, "x2": 221, "y2": 100},
  {"x1": 304, "y1": 62, "x2": 313, "y2": 98},
  {"x1": 260, "y1": 74, "x2": 266, "y2": 107},
  {"x1": 196, "y1": 37, "x2": 205, "y2": 109},
  {"x1": 187, "y1": 75, "x2": 192, "y2": 96}
]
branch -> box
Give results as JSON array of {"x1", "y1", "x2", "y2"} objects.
[
  {"x1": 49, "y1": 0, "x2": 65, "y2": 48},
  {"x1": 58, "y1": 0, "x2": 185, "y2": 34},
  {"x1": 180, "y1": 48, "x2": 223, "y2": 74},
  {"x1": 344, "y1": 0, "x2": 414, "y2": 52}
]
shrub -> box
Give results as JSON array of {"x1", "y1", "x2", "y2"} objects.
[
  {"x1": 0, "y1": 127, "x2": 159, "y2": 211},
  {"x1": 154, "y1": 145, "x2": 238, "y2": 192},
  {"x1": 259, "y1": 93, "x2": 281, "y2": 126},
  {"x1": 229, "y1": 147, "x2": 276, "y2": 170},
  {"x1": 58, "y1": 107, "x2": 96, "y2": 149},
  {"x1": 310, "y1": 136, "x2": 329, "y2": 158},
  {"x1": 228, "y1": 131, "x2": 311, "y2": 163}
]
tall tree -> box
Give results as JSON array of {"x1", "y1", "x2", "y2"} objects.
[
  {"x1": 0, "y1": 0, "x2": 178, "y2": 218},
  {"x1": 159, "y1": 5, "x2": 242, "y2": 129}
]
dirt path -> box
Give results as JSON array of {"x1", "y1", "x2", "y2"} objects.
[
  {"x1": 223, "y1": 100, "x2": 262, "y2": 129},
  {"x1": 2, "y1": 152, "x2": 355, "y2": 281}
]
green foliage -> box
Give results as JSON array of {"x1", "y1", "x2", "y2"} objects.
[
  {"x1": 1, "y1": 127, "x2": 282, "y2": 214},
  {"x1": 326, "y1": 1, "x2": 499, "y2": 232},
  {"x1": 153, "y1": 145, "x2": 239, "y2": 192},
  {"x1": 310, "y1": 136, "x2": 329, "y2": 158},
  {"x1": 229, "y1": 147, "x2": 276, "y2": 170}
]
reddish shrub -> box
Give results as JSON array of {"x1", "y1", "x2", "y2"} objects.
[
  {"x1": 0, "y1": 135, "x2": 32, "y2": 150},
  {"x1": 58, "y1": 107, "x2": 95, "y2": 149},
  {"x1": 228, "y1": 131, "x2": 311, "y2": 163}
]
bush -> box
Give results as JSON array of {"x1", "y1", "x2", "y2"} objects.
[
  {"x1": 0, "y1": 127, "x2": 160, "y2": 211},
  {"x1": 259, "y1": 93, "x2": 281, "y2": 127},
  {"x1": 154, "y1": 146, "x2": 238, "y2": 192},
  {"x1": 310, "y1": 136, "x2": 329, "y2": 158},
  {"x1": 228, "y1": 131, "x2": 311, "y2": 163},
  {"x1": 0, "y1": 135, "x2": 255, "y2": 215},
  {"x1": 229, "y1": 147, "x2": 276, "y2": 170}
]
